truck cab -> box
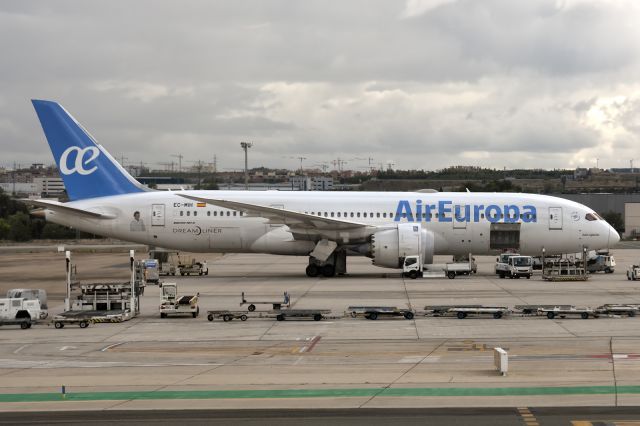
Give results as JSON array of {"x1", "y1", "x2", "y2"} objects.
[
  {"x1": 506, "y1": 256, "x2": 533, "y2": 279},
  {"x1": 0, "y1": 298, "x2": 42, "y2": 322},
  {"x1": 496, "y1": 253, "x2": 520, "y2": 278}
]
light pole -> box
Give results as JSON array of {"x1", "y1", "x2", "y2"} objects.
[{"x1": 240, "y1": 142, "x2": 253, "y2": 190}]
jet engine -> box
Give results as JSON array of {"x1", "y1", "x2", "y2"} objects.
[{"x1": 370, "y1": 223, "x2": 434, "y2": 268}]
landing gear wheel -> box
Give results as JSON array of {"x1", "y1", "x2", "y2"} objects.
[
  {"x1": 55, "y1": 321, "x2": 64, "y2": 329},
  {"x1": 305, "y1": 264, "x2": 319, "y2": 277},
  {"x1": 546, "y1": 312, "x2": 555, "y2": 319},
  {"x1": 240, "y1": 315, "x2": 248, "y2": 321},
  {"x1": 447, "y1": 271, "x2": 456, "y2": 279},
  {"x1": 408, "y1": 270, "x2": 418, "y2": 280},
  {"x1": 248, "y1": 304, "x2": 256, "y2": 312},
  {"x1": 456, "y1": 311, "x2": 467, "y2": 319},
  {"x1": 493, "y1": 312, "x2": 503, "y2": 319},
  {"x1": 321, "y1": 264, "x2": 336, "y2": 277},
  {"x1": 404, "y1": 312, "x2": 414, "y2": 320}
]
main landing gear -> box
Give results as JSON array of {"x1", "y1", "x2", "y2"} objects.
[{"x1": 306, "y1": 250, "x2": 346, "y2": 278}]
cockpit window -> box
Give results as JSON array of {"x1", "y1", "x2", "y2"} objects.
[{"x1": 585, "y1": 213, "x2": 598, "y2": 221}]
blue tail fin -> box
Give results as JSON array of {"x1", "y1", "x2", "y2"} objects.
[{"x1": 32, "y1": 100, "x2": 146, "y2": 200}]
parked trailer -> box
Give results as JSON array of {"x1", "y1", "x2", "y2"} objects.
[
  {"x1": 595, "y1": 304, "x2": 639, "y2": 317},
  {"x1": 240, "y1": 291, "x2": 290, "y2": 312},
  {"x1": 424, "y1": 305, "x2": 509, "y2": 319},
  {"x1": 513, "y1": 305, "x2": 575, "y2": 316},
  {"x1": 347, "y1": 306, "x2": 415, "y2": 320},
  {"x1": 274, "y1": 309, "x2": 331, "y2": 321},
  {"x1": 207, "y1": 310, "x2": 250, "y2": 322},
  {"x1": 540, "y1": 306, "x2": 598, "y2": 319},
  {"x1": 52, "y1": 310, "x2": 129, "y2": 329},
  {"x1": 0, "y1": 318, "x2": 33, "y2": 329}
]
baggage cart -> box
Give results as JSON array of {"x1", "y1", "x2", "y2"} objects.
[{"x1": 347, "y1": 306, "x2": 415, "y2": 320}]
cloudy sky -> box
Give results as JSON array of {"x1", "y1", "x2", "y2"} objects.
[{"x1": 1, "y1": 0, "x2": 639, "y2": 172}]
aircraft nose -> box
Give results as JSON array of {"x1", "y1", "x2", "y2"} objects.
[{"x1": 609, "y1": 225, "x2": 620, "y2": 247}]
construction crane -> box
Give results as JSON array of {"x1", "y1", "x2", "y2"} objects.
[{"x1": 171, "y1": 154, "x2": 184, "y2": 173}]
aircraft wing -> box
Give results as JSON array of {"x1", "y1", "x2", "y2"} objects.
[
  {"x1": 22, "y1": 199, "x2": 115, "y2": 219},
  {"x1": 178, "y1": 194, "x2": 369, "y2": 230}
]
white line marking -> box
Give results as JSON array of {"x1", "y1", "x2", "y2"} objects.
[
  {"x1": 13, "y1": 345, "x2": 28, "y2": 354},
  {"x1": 100, "y1": 342, "x2": 125, "y2": 352}
]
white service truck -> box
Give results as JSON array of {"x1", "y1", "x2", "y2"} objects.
[
  {"x1": 586, "y1": 255, "x2": 615, "y2": 274},
  {"x1": 503, "y1": 255, "x2": 533, "y2": 279},
  {"x1": 0, "y1": 298, "x2": 42, "y2": 328},
  {"x1": 495, "y1": 253, "x2": 520, "y2": 278},
  {"x1": 403, "y1": 254, "x2": 474, "y2": 279},
  {"x1": 6, "y1": 289, "x2": 48, "y2": 319},
  {"x1": 628, "y1": 264, "x2": 640, "y2": 280}
]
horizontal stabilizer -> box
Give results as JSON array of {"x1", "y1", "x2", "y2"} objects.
[{"x1": 22, "y1": 199, "x2": 114, "y2": 219}]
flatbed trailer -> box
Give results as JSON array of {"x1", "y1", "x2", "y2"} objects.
[
  {"x1": 595, "y1": 304, "x2": 639, "y2": 317},
  {"x1": 513, "y1": 305, "x2": 575, "y2": 316},
  {"x1": 52, "y1": 310, "x2": 129, "y2": 329},
  {"x1": 240, "y1": 291, "x2": 290, "y2": 312},
  {"x1": 347, "y1": 306, "x2": 415, "y2": 320},
  {"x1": 273, "y1": 309, "x2": 331, "y2": 321},
  {"x1": 539, "y1": 306, "x2": 598, "y2": 319},
  {"x1": 424, "y1": 305, "x2": 509, "y2": 319},
  {"x1": 207, "y1": 310, "x2": 251, "y2": 322},
  {"x1": 0, "y1": 318, "x2": 34, "y2": 329}
]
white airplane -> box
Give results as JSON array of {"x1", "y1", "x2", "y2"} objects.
[{"x1": 27, "y1": 100, "x2": 620, "y2": 277}]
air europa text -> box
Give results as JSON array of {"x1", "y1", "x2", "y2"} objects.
[{"x1": 394, "y1": 200, "x2": 537, "y2": 223}]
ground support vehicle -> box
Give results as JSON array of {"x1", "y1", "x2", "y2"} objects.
[
  {"x1": 0, "y1": 318, "x2": 33, "y2": 329},
  {"x1": 513, "y1": 305, "x2": 574, "y2": 316},
  {"x1": 403, "y1": 254, "x2": 474, "y2": 279},
  {"x1": 6, "y1": 289, "x2": 48, "y2": 319},
  {"x1": 142, "y1": 259, "x2": 160, "y2": 284},
  {"x1": 0, "y1": 298, "x2": 41, "y2": 328},
  {"x1": 540, "y1": 306, "x2": 598, "y2": 319},
  {"x1": 502, "y1": 256, "x2": 533, "y2": 279},
  {"x1": 159, "y1": 283, "x2": 199, "y2": 318},
  {"x1": 595, "y1": 304, "x2": 639, "y2": 317},
  {"x1": 424, "y1": 305, "x2": 509, "y2": 319},
  {"x1": 240, "y1": 291, "x2": 290, "y2": 312},
  {"x1": 627, "y1": 265, "x2": 640, "y2": 280},
  {"x1": 207, "y1": 310, "x2": 252, "y2": 322},
  {"x1": 51, "y1": 310, "x2": 129, "y2": 329},
  {"x1": 273, "y1": 309, "x2": 331, "y2": 321},
  {"x1": 159, "y1": 262, "x2": 177, "y2": 276},
  {"x1": 542, "y1": 258, "x2": 588, "y2": 281},
  {"x1": 347, "y1": 306, "x2": 415, "y2": 320},
  {"x1": 586, "y1": 255, "x2": 615, "y2": 274},
  {"x1": 495, "y1": 253, "x2": 520, "y2": 278},
  {"x1": 179, "y1": 259, "x2": 208, "y2": 276}
]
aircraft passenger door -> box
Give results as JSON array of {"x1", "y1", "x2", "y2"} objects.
[
  {"x1": 151, "y1": 204, "x2": 165, "y2": 226},
  {"x1": 549, "y1": 207, "x2": 562, "y2": 230}
]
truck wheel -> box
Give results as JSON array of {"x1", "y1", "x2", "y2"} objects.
[
  {"x1": 408, "y1": 270, "x2": 418, "y2": 280},
  {"x1": 199, "y1": 271, "x2": 203, "y2": 276},
  {"x1": 322, "y1": 264, "x2": 336, "y2": 277},
  {"x1": 546, "y1": 312, "x2": 555, "y2": 319},
  {"x1": 369, "y1": 312, "x2": 378, "y2": 320},
  {"x1": 205, "y1": 270, "x2": 209, "y2": 276},
  {"x1": 628, "y1": 275, "x2": 632, "y2": 281},
  {"x1": 276, "y1": 314, "x2": 285, "y2": 321},
  {"x1": 526, "y1": 275, "x2": 531, "y2": 279},
  {"x1": 248, "y1": 304, "x2": 256, "y2": 312},
  {"x1": 223, "y1": 314, "x2": 232, "y2": 322},
  {"x1": 192, "y1": 312, "x2": 198, "y2": 318},
  {"x1": 499, "y1": 273, "x2": 505, "y2": 279},
  {"x1": 493, "y1": 312, "x2": 503, "y2": 319},
  {"x1": 447, "y1": 271, "x2": 456, "y2": 279},
  {"x1": 207, "y1": 314, "x2": 214, "y2": 322},
  {"x1": 54, "y1": 321, "x2": 64, "y2": 329},
  {"x1": 160, "y1": 313, "x2": 167, "y2": 319},
  {"x1": 240, "y1": 315, "x2": 248, "y2": 321},
  {"x1": 313, "y1": 314, "x2": 322, "y2": 321},
  {"x1": 456, "y1": 312, "x2": 466, "y2": 319},
  {"x1": 20, "y1": 321, "x2": 29, "y2": 329},
  {"x1": 404, "y1": 312, "x2": 414, "y2": 320},
  {"x1": 79, "y1": 321, "x2": 89, "y2": 328},
  {"x1": 306, "y1": 264, "x2": 319, "y2": 277},
  {"x1": 581, "y1": 312, "x2": 589, "y2": 320}
]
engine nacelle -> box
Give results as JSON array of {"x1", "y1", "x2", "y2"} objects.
[{"x1": 370, "y1": 223, "x2": 434, "y2": 268}]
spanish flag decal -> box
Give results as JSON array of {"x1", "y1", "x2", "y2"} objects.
[{"x1": 197, "y1": 202, "x2": 206, "y2": 208}]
